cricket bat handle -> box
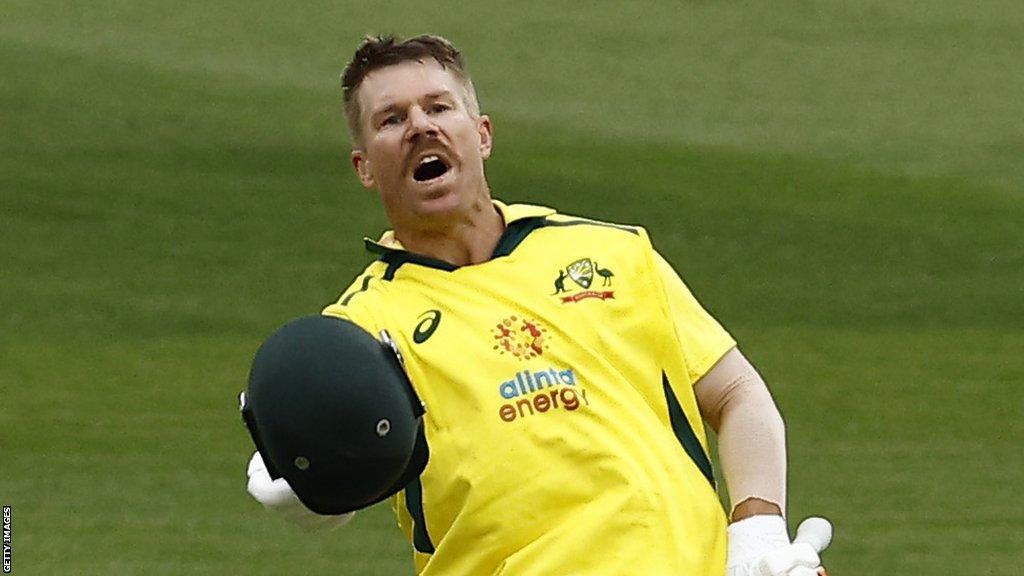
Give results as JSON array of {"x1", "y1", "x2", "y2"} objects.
[
  {"x1": 794, "y1": 516, "x2": 833, "y2": 553},
  {"x1": 792, "y1": 517, "x2": 833, "y2": 576}
]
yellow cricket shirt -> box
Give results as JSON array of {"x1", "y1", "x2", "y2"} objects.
[{"x1": 323, "y1": 201, "x2": 736, "y2": 576}]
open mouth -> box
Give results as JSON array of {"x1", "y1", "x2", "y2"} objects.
[{"x1": 413, "y1": 155, "x2": 450, "y2": 182}]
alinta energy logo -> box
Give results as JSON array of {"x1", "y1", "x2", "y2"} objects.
[
  {"x1": 492, "y1": 315, "x2": 548, "y2": 359},
  {"x1": 490, "y1": 315, "x2": 590, "y2": 423},
  {"x1": 496, "y1": 367, "x2": 590, "y2": 423},
  {"x1": 552, "y1": 257, "x2": 615, "y2": 304}
]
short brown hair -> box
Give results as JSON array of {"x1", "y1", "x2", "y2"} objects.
[{"x1": 341, "y1": 34, "x2": 480, "y2": 146}]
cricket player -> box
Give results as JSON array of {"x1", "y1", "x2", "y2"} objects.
[{"x1": 245, "y1": 34, "x2": 830, "y2": 576}]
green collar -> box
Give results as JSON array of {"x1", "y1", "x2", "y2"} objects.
[{"x1": 363, "y1": 200, "x2": 556, "y2": 278}]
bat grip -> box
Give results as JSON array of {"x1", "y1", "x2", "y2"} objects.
[{"x1": 793, "y1": 517, "x2": 833, "y2": 553}]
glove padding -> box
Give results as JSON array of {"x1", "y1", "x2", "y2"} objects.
[
  {"x1": 726, "y1": 515, "x2": 830, "y2": 576},
  {"x1": 246, "y1": 451, "x2": 355, "y2": 530}
]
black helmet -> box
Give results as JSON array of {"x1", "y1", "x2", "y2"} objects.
[{"x1": 240, "y1": 315, "x2": 427, "y2": 515}]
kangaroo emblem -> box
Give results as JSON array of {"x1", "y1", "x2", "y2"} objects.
[{"x1": 552, "y1": 269, "x2": 568, "y2": 294}]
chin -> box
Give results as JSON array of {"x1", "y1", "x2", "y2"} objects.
[
  {"x1": 415, "y1": 190, "x2": 466, "y2": 219},
  {"x1": 410, "y1": 177, "x2": 469, "y2": 212}
]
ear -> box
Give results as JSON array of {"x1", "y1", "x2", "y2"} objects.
[
  {"x1": 350, "y1": 149, "x2": 375, "y2": 189},
  {"x1": 477, "y1": 115, "x2": 493, "y2": 160}
]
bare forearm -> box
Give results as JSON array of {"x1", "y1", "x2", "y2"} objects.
[{"x1": 695, "y1": 348, "x2": 787, "y2": 520}]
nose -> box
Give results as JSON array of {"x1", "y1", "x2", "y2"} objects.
[{"x1": 406, "y1": 106, "x2": 438, "y2": 140}]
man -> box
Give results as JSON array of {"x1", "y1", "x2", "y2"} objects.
[{"x1": 246, "y1": 34, "x2": 829, "y2": 576}]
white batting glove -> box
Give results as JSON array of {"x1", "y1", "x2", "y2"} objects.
[
  {"x1": 726, "y1": 515, "x2": 831, "y2": 576},
  {"x1": 246, "y1": 451, "x2": 355, "y2": 531}
]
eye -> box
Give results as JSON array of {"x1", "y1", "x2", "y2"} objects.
[
  {"x1": 380, "y1": 114, "x2": 402, "y2": 128},
  {"x1": 428, "y1": 103, "x2": 451, "y2": 114}
]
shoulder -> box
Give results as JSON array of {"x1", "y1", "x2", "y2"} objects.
[
  {"x1": 322, "y1": 259, "x2": 390, "y2": 326},
  {"x1": 534, "y1": 208, "x2": 653, "y2": 254},
  {"x1": 338, "y1": 259, "x2": 389, "y2": 302},
  {"x1": 542, "y1": 211, "x2": 646, "y2": 237},
  {"x1": 501, "y1": 201, "x2": 648, "y2": 240}
]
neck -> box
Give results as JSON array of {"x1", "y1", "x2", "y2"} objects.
[{"x1": 393, "y1": 199, "x2": 505, "y2": 267}]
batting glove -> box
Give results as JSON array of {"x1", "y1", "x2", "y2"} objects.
[
  {"x1": 246, "y1": 451, "x2": 355, "y2": 530},
  {"x1": 726, "y1": 515, "x2": 831, "y2": 576}
]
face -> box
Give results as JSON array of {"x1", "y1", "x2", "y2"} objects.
[{"x1": 350, "y1": 60, "x2": 493, "y2": 234}]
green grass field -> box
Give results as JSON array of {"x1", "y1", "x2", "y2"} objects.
[{"x1": 2, "y1": 1, "x2": 1022, "y2": 573}]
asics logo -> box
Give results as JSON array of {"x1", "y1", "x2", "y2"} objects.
[{"x1": 413, "y1": 310, "x2": 442, "y2": 343}]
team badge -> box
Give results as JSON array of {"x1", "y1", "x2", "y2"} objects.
[
  {"x1": 567, "y1": 258, "x2": 594, "y2": 289},
  {"x1": 552, "y1": 258, "x2": 615, "y2": 303},
  {"x1": 492, "y1": 315, "x2": 548, "y2": 359}
]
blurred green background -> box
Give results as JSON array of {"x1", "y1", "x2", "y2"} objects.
[{"x1": 2, "y1": 1, "x2": 1022, "y2": 573}]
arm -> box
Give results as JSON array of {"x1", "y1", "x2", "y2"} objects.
[
  {"x1": 649, "y1": 246, "x2": 830, "y2": 574},
  {"x1": 695, "y1": 349, "x2": 830, "y2": 576},
  {"x1": 648, "y1": 248, "x2": 787, "y2": 516},
  {"x1": 693, "y1": 347, "x2": 787, "y2": 521}
]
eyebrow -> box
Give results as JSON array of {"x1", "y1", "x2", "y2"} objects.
[{"x1": 422, "y1": 90, "x2": 455, "y2": 102}]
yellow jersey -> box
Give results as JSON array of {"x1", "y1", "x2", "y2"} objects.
[{"x1": 323, "y1": 201, "x2": 736, "y2": 575}]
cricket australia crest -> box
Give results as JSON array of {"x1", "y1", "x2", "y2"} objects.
[
  {"x1": 552, "y1": 257, "x2": 615, "y2": 303},
  {"x1": 567, "y1": 258, "x2": 594, "y2": 289}
]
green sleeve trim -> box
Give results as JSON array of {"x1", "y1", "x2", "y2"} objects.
[
  {"x1": 662, "y1": 372, "x2": 716, "y2": 488},
  {"x1": 339, "y1": 274, "x2": 373, "y2": 305},
  {"x1": 404, "y1": 477, "x2": 435, "y2": 554}
]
